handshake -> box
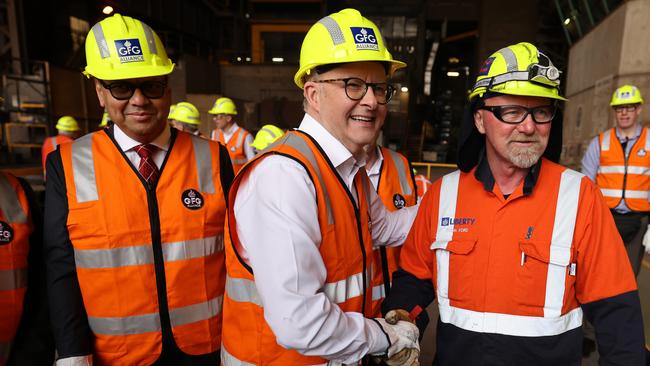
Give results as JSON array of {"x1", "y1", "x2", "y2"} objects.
[{"x1": 372, "y1": 309, "x2": 421, "y2": 366}]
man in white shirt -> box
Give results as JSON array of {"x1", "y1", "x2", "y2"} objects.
[
  {"x1": 221, "y1": 8, "x2": 420, "y2": 366},
  {"x1": 208, "y1": 96, "x2": 254, "y2": 172}
]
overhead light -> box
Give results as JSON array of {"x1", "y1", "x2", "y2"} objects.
[
  {"x1": 563, "y1": 18, "x2": 571, "y2": 25},
  {"x1": 245, "y1": 57, "x2": 251, "y2": 62},
  {"x1": 400, "y1": 86, "x2": 409, "y2": 93},
  {"x1": 102, "y1": 5, "x2": 114, "y2": 15},
  {"x1": 271, "y1": 57, "x2": 284, "y2": 63},
  {"x1": 447, "y1": 71, "x2": 460, "y2": 77},
  {"x1": 236, "y1": 57, "x2": 242, "y2": 62},
  {"x1": 448, "y1": 57, "x2": 460, "y2": 64}
]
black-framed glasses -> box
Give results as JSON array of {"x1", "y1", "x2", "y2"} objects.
[
  {"x1": 312, "y1": 77, "x2": 396, "y2": 105},
  {"x1": 614, "y1": 104, "x2": 638, "y2": 113},
  {"x1": 478, "y1": 104, "x2": 557, "y2": 124},
  {"x1": 99, "y1": 80, "x2": 167, "y2": 100}
]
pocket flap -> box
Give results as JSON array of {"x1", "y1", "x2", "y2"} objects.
[
  {"x1": 430, "y1": 239, "x2": 476, "y2": 255},
  {"x1": 519, "y1": 241, "x2": 571, "y2": 266}
]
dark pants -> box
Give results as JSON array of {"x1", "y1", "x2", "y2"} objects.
[{"x1": 611, "y1": 211, "x2": 647, "y2": 277}]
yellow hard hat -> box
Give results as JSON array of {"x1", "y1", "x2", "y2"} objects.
[
  {"x1": 469, "y1": 42, "x2": 566, "y2": 101},
  {"x1": 610, "y1": 85, "x2": 644, "y2": 106},
  {"x1": 83, "y1": 13, "x2": 175, "y2": 80},
  {"x1": 294, "y1": 8, "x2": 406, "y2": 88},
  {"x1": 169, "y1": 102, "x2": 200, "y2": 125},
  {"x1": 208, "y1": 97, "x2": 237, "y2": 115},
  {"x1": 99, "y1": 112, "x2": 110, "y2": 127},
  {"x1": 251, "y1": 124, "x2": 285, "y2": 151},
  {"x1": 56, "y1": 116, "x2": 81, "y2": 132},
  {"x1": 168, "y1": 103, "x2": 176, "y2": 119}
]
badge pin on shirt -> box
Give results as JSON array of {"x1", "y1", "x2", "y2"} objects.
[
  {"x1": 521, "y1": 226, "x2": 534, "y2": 266},
  {"x1": 638, "y1": 149, "x2": 646, "y2": 157}
]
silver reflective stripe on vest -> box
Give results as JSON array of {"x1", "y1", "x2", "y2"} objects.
[
  {"x1": 386, "y1": 149, "x2": 412, "y2": 196},
  {"x1": 141, "y1": 22, "x2": 158, "y2": 55},
  {"x1": 431, "y1": 170, "x2": 460, "y2": 308},
  {"x1": 232, "y1": 158, "x2": 248, "y2": 165},
  {"x1": 191, "y1": 136, "x2": 216, "y2": 194},
  {"x1": 318, "y1": 16, "x2": 345, "y2": 45},
  {"x1": 322, "y1": 271, "x2": 364, "y2": 304},
  {"x1": 170, "y1": 295, "x2": 223, "y2": 327},
  {"x1": 75, "y1": 236, "x2": 222, "y2": 269},
  {"x1": 221, "y1": 345, "x2": 255, "y2": 366},
  {"x1": 601, "y1": 130, "x2": 611, "y2": 151},
  {"x1": 282, "y1": 134, "x2": 334, "y2": 225},
  {"x1": 52, "y1": 136, "x2": 58, "y2": 149},
  {"x1": 0, "y1": 267, "x2": 27, "y2": 291},
  {"x1": 71, "y1": 134, "x2": 99, "y2": 203},
  {"x1": 599, "y1": 165, "x2": 650, "y2": 175},
  {"x1": 225, "y1": 276, "x2": 262, "y2": 306},
  {"x1": 498, "y1": 46, "x2": 518, "y2": 72},
  {"x1": 234, "y1": 128, "x2": 246, "y2": 149},
  {"x1": 163, "y1": 235, "x2": 223, "y2": 262},
  {"x1": 645, "y1": 128, "x2": 650, "y2": 150},
  {"x1": 372, "y1": 283, "x2": 385, "y2": 301},
  {"x1": 0, "y1": 341, "x2": 10, "y2": 363},
  {"x1": 544, "y1": 169, "x2": 581, "y2": 317},
  {"x1": 91, "y1": 23, "x2": 111, "y2": 58},
  {"x1": 0, "y1": 174, "x2": 27, "y2": 224},
  {"x1": 601, "y1": 188, "x2": 648, "y2": 199},
  {"x1": 88, "y1": 312, "x2": 161, "y2": 335}
]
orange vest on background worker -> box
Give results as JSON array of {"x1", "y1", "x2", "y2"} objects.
[
  {"x1": 0, "y1": 173, "x2": 31, "y2": 366},
  {"x1": 222, "y1": 131, "x2": 374, "y2": 365},
  {"x1": 59, "y1": 130, "x2": 226, "y2": 365},
  {"x1": 596, "y1": 127, "x2": 650, "y2": 211},
  {"x1": 369, "y1": 147, "x2": 417, "y2": 317},
  {"x1": 41, "y1": 135, "x2": 74, "y2": 172},
  {"x1": 403, "y1": 160, "x2": 637, "y2": 338},
  {"x1": 211, "y1": 127, "x2": 251, "y2": 173},
  {"x1": 415, "y1": 174, "x2": 432, "y2": 201}
]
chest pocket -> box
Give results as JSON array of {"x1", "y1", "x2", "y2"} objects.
[
  {"x1": 431, "y1": 239, "x2": 477, "y2": 303},
  {"x1": 516, "y1": 240, "x2": 573, "y2": 309}
]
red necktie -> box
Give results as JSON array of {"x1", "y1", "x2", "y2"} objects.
[{"x1": 134, "y1": 144, "x2": 160, "y2": 185}]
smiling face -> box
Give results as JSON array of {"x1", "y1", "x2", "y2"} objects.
[
  {"x1": 474, "y1": 94, "x2": 552, "y2": 169},
  {"x1": 95, "y1": 76, "x2": 171, "y2": 143},
  {"x1": 303, "y1": 61, "x2": 388, "y2": 157}
]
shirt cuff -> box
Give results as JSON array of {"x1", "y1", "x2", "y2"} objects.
[{"x1": 56, "y1": 355, "x2": 92, "y2": 366}]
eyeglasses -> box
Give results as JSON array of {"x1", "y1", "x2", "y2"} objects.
[
  {"x1": 478, "y1": 104, "x2": 557, "y2": 124},
  {"x1": 99, "y1": 80, "x2": 167, "y2": 100},
  {"x1": 312, "y1": 77, "x2": 396, "y2": 105},
  {"x1": 614, "y1": 105, "x2": 638, "y2": 113}
]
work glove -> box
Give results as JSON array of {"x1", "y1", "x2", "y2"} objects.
[
  {"x1": 643, "y1": 224, "x2": 650, "y2": 254},
  {"x1": 373, "y1": 309, "x2": 420, "y2": 366}
]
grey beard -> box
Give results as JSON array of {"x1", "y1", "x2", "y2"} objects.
[{"x1": 508, "y1": 147, "x2": 543, "y2": 168}]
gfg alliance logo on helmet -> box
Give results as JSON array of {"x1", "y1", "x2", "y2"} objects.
[
  {"x1": 0, "y1": 221, "x2": 14, "y2": 245},
  {"x1": 350, "y1": 27, "x2": 378, "y2": 51},
  {"x1": 181, "y1": 189, "x2": 204, "y2": 210},
  {"x1": 114, "y1": 39, "x2": 144, "y2": 63}
]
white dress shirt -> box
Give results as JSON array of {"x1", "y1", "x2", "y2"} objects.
[
  {"x1": 56, "y1": 124, "x2": 171, "y2": 366},
  {"x1": 365, "y1": 146, "x2": 384, "y2": 190},
  {"x1": 222, "y1": 122, "x2": 255, "y2": 161},
  {"x1": 233, "y1": 113, "x2": 418, "y2": 364}
]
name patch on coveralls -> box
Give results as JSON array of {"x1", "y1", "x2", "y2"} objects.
[
  {"x1": 114, "y1": 39, "x2": 144, "y2": 63},
  {"x1": 351, "y1": 27, "x2": 378, "y2": 51}
]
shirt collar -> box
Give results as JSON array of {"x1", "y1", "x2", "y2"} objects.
[
  {"x1": 365, "y1": 146, "x2": 384, "y2": 178},
  {"x1": 298, "y1": 113, "x2": 364, "y2": 170},
  {"x1": 113, "y1": 122, "x2": 171, "y2": 153},
  {"x1": 474, "y1": 148, "x2": 542, "y2": 196}
]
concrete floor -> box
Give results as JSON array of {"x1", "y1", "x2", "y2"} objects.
[{"x1": 417, "y1": 253, "x2": 650, "y2": 366}]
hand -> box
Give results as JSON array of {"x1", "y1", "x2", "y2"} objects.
[
  {"x1": 374, "y1": 311, "x2": 420, "y2": 366},
  {"x1": 643, "y1": 224, "x2": 650, "y2": 254}
]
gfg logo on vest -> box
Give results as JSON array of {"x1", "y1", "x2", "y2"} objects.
[
  {"x1": 114, "y1": 39, "x2": 144, "y2": 63},
  {"x1": 0, "y1": 221, "x2": 14, "y2": 244},
  {"x1": 393, "y1": 193, "x2": 406, "y2": 209},
  {"x1": 440, "y1": 217, "x2": 476, "y2": 226},
  {"x1": 350, "y1": 27, "x2": 379, "y2": 51},
  {"x1": 181, "y1": 189, "x2": 204, "y2": 210}
]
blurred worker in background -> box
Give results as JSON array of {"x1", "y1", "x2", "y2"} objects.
[
  {"x1": 582, "y1": 84, "x2": 649, "y2": 277},
  {"x1": 250, "y1": 124, "x2": 284, "y2": 154},
  {"x1": 44, "y1": 13, "x2": 233, "y2": 366},
  {"x1": 208, "y1": 97, "x2": 254, "y2": 172},
  {"x1": 221, "y1": 8, "x2": 420, "y2": 366},
  {"x1": 169, "y1": 101, "x2": 203, "y2": 137},
  {"x1": 0, "y1": 172, "x2": 54, "y2": 365},
  {"x1": 413, "y1": 169, "x2": 432, "y2": 202},
  {"x1": 364, "y1": 138, "x2": 417, "y2": 317},
  {"x1": 41, "y1": 116, "x2": 82, "y2": 175},
  {"x1": 383, "y1": 42, "x2": 646, "y2": 365}
]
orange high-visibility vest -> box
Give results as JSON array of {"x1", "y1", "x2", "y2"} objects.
[
  {"x1": 369, "y1": 147, "x2": 417, "y2": 317},
  {"x1": 0, "y1": 173, "x2": 31, "y2": 366},
  {"x1": 211, "y1": 126, "x2": 250, "y2": 173},
  {"x1": 42, "y1": 135, "x2": 74, "y2": 174},
  {"x1": 222, "y1": 130, "x2": 374, "y2": 365},
  {"x1": 596, "y1": 127, "x2": 650, "y2": 211},
  {"x1": 59, "y1": 130, "x2": 227, "y2": 365},
  {"x1": 415, "y1": 174, "x2": 432, "y2": 201}
]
